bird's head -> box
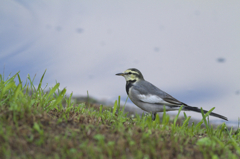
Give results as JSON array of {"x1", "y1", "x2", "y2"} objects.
[{"x1": 116, "y1": 68, "x2": 144, "y2": 82}]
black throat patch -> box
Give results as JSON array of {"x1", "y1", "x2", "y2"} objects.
[{"x1": 126, "y1": 80, "x2": 136, "y2": 95}]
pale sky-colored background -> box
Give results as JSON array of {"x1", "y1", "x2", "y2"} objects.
[{"x1": 0, "y1": 1, "x2": 240, "y2": 125}]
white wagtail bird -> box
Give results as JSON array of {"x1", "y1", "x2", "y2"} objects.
[{"x1": 116, "y1": 68, "x2": 228, "y2": 121}]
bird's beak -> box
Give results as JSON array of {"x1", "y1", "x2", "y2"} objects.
[{"x1": 116, "y1": 73, "x2": 125, "y2": 76}]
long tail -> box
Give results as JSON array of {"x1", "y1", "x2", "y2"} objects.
[{"x1": 183, "y1": 106, "x2": 228, "y2": 121}]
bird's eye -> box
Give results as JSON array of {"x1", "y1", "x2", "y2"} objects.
[{"x1": 128, "y1": 72, "x2": 132, "y2": 75}]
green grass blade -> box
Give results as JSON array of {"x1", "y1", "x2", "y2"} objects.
[
  {"x1": 47, "y1": 83, "x2": 60, "y2": 99},
  {"x1": 99, "y1": 104, "x2": 103, "y2": 113},
  {"x1": 200, "y1": 107, "x2": 215, "y2": 131},
  {"x1": 37, "y1": 69, "x2": 47, "y2": 92},
  {"x1": 201, "y1": 107, "x2": 209, "y2": 130},
  {"x1": 0, "y1": 81, "x2": 15, "y2": 99},
  {"x1": 184, "y1": 112, "x2": 187, "y2": 120},
  {"x1": 173, "y1": 105, "x2": 183, "y2": 127},
  {"x1": 17, "y1": 73, "x2": 22, "y2": 84},
  {"x1": 122, "y1": 96, "x2": 129, "y2": 113},
  {"x1": 113, "y1": 100, "x2": 117, "y2": 115},
  {"x1": 155, "y1": 113, "x2": 160, "y2": 124},
  {"x1": 13, "y1": 83, "x2": 22, "y2": 101},
  {"x1": 47, "y1": 88, "x2": 66, "y2": 111},
  {"x1": 27, "y1": 74, "x2": 36, "y2": 92},
  {"x1": 182, "y1": 116, "x2": 191, "y2": 127},
  {"x1": 67, "y1": 92, "x2": 73, "y2": 107},
  {"x1": 117, "y1": 96, "x2": 120, "y2": 112}
]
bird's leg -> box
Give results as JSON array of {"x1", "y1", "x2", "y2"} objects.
[{"x1": 152, "y1": 112, "x2": 156, "y2": 121}]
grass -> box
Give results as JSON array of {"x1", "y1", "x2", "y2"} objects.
[{"x1": 0, "y1": 71, "x2": 240, "y2": 159}]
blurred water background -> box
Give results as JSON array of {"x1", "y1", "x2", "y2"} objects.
[{"x1": 0, "y1": 1, "x2": 239, "y2": 126}]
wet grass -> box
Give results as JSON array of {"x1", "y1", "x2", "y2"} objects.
[{"x1": 0, "y1": 71, "x2": 240, "y2": 159}]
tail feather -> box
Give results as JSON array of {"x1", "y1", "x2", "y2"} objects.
[{"x1": 183, "y1": 106, "x2": 228, "y2": 121}]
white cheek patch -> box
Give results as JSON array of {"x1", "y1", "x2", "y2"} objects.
[{"x1": 138, "y1": 94, "x2": 170, "y2": 105}]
